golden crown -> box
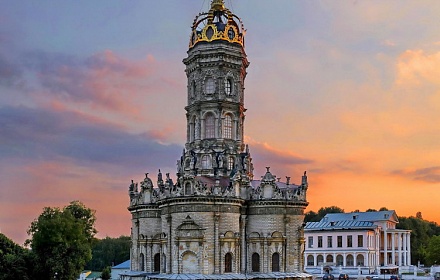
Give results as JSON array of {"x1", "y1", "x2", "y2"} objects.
[{"x1": 189, "y1": 0, "x2": 245, "y2": 49}]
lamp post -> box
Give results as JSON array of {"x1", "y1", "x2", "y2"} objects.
[{"x1": 54, "y1": 272, "x2": 58, "y2": 279}]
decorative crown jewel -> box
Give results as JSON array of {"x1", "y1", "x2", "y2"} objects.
[{"x1": 189, "y1": 0, "x2": 245, "y2": 49}]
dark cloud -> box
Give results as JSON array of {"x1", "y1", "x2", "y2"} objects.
[
  {"x1": 0, "y1": 105, "x2": 182, "y2": 170},
  {"x1": 392, "y1": 166, "x2": 440, "y2": 183}
]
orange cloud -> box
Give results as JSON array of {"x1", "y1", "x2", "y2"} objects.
[{"x1": 396, "y1": 49, "x2": 440, "y2": 87}]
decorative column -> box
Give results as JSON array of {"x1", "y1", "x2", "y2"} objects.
[
  {"x1": 406, "y1": 232, "x2": 411, "y2": 266},
  {"x1": 240, "y1": 215, "x2": 247, "y2": 273},
  {"x1": 383, "y1": 229, "x2": 388, "y2": 266},
  {"x1": 365, "y1": 252, "x2": 369, "y2": 270},
  {"x1": 214, "y1": 213, "x2": 220, "y2": 274},
  {"x1": 145, "y1": 241, "x2": 150, "y2": 272},
  {"x1": 403, "y1": 234, "x2": 407, "y2": 266},
  {"x1": 167, "y1": 215, "x2": 172, "y2": 273},
  {"x1": 149, "y1": 244, "x2": 154, "y2": 272},
  {"x1": 391, "y1": 232, "x2": 395, "y2": 265},
  {"x1": 263, "y1": 237, "x2": 268, "y2": 272},
  {"x1": 398, "y1": 233, "x2": 402, "y2": 266}
]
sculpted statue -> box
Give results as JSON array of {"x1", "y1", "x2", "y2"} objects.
[
  {"x1": 177, "y1": 160, "x2": 183, "y2": 174},
  {"x1": 141, "y1": 173, "x2": 153, "y2": 191}
]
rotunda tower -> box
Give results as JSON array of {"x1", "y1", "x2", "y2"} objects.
[{"x1": 181, "y1": 0, "x2": 252, "y2": 181}]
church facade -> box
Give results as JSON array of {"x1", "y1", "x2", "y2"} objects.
[{"x1": 125, "y1": 1, "x2": 311, "y2": 279}]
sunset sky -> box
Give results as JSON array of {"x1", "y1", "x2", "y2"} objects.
[{"x1": 1, "y1": 1, "x2": 440, "y2": 245}]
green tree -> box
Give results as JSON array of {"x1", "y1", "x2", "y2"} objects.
[
  {"x1": 85, "y1": 236, "x2": 130, "y2": 271},
  {"x1": 426, "y1": 235, "x2": 440, "y2": 265},
  {"x1": 304, "y1": 206, "x2": 344, "y2": 222},
  {"x1": 26, "y1": 201, "x2": 97, "y2": 280},
  {"x1": 101, "y1": 266, "x2": 111, "y2": 280},
  {"x1": 0, "y1": 233, "x2": 32, "y2": 280},
  {"x1": 397, "y1": 216, "x2": 434, "y2": 265}
]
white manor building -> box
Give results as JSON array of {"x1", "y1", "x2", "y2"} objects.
[{"x1": 304, "y1": 211, "x2": 411, "y2": 275}]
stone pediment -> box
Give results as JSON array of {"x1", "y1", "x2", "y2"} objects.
[{"x1": 176, "y1": 216, "x2": 205, "y2": 239}]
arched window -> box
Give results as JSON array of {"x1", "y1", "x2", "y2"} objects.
[
  {"x1": 225, "y1": 253, "x2": 232, "y2": 273},
  {"x1": 225, "y1": 78, "x2": 232, "y2": 95},
  {"x1": 205, "y1": 113, "x2": 215, "y2": 138},
  {"x1": 251, "y1": 253, "x2": 260, "y2": 272},
  {"x1": 346, "y1": 254, "x2": 354, "y2": 266},
  {"x1": 205, "y1": 78, "x2": 215, "y2": 94},
  {"x1": 154, "y1": 253, "x2": 160, "y2": 272},
  {"x1": 140, "y1": 253, "x2": 145, "y2": 271},
  {"x1": 272, "y1": 252, "x2": 280, "y2": 272},
  {"x1": 356, "y1": 254, "x2": 364, "y2": 266},
  {"x1": 202, "y1": 155, "x2": 211, "y2": 169},
  {"x1": 185, "y1": 183, "x2": 192, "y2": 195},
  {"x1": 336, "y1": 254, "x2": 343, "y2": 266},
  {"x1": 223, "y1": 114, "x2": 232, "y2": 139},
  {"x1": 307, "y1": 255, "x2": 314, "y2": 266},
  {"x1": 228, "y1": 157, "x2": 234, "y2": 170},
  {"x1": 317, "y1": 255, "x2": 324, "y2": 265},
  {"x1": 326, "y1": 255, "x2": 333, "y2": 263},
  {"x1": 191, "y1": 80, "x2": 196, "y2": 97}
]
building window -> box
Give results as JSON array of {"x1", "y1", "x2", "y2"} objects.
[
  {"x1": 225, "y1": 253, "x2": 232, "y2": 273},
  {"x1": 191, "y1": 80, "x2": 196, "y2": 97},
  {"x1": 185, "y1": 183, "x2": 192, "y2": 195},
  {"x1": 228, "y1": 157, "x2": 234, "y2": 170},
  {"x1": 356, "y1": 254, "x2": 365, "y2": 266},
  {"x1": 346, "y1": 254, "x2": 354, "y2": 266},
  {"x1": 307, "y1": 255, "x2": 314, "y2": 266},
  {"x1": 154, "y1": 253, "x2": 160, "y2": 272},
  {"x1": 252, "y1": 253, "x2": 260, "y2": 272},
  {"x1": 308, "y1": 236, "x2": 313, "y2": 248},
  {"x1": 347, "y1": 235, "x2": 353, "y2": 247},
  {"x1": 225, "y1": 78, "x2": 232, "y2": 95},
  {"x1": 140, "y1": 253, "x2": 145, "y2": 271},
  {"x1": 223, "y1": 114, "x2": 232, "y2": 139},
  {"x1": 202, "y1": 155, "x2": 211, "y2": 169},
  {"x1": 327, "y1": 236, "x2": 333, "y2": 248},
  {"x1": 326, "y1": 255, "x2": 333, "y2": 263},
  {"x1": 205, "y1": 113, "x2": 215, "y2": 138},
  {"x1": 358, "y1": 235, "x2": 363, "y2": 247},
  {"x1": 272, "y1": 253, "x2": 280, "y2": 272},
  {"x1": 205, "y1": 78, "x2": 215, "y2": 94},
  {"x1": 336, "y1": 255, "x2": 343, "y2": 266},
  {"x1": 317, "y1": 255, "x2": 324, "y2": 265},
  {"x1": 318, "y1": 236, "x2": 323, "y2": 248},
  {"x1": 337, "y1": 236, "x2": 342, "y2": 247}
]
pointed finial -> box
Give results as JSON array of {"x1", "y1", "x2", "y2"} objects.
[
  {"x1": 211, "y1": 0, "x2": 225, "y2": 10},
  {"x1": 266, "y1": 166, "x2": 270, "y2": 172}
]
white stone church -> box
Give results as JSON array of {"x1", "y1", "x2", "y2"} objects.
[{"x1": 123, "y1": 1, "x2": 311, "y2": 280}]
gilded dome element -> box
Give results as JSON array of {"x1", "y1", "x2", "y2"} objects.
[{"x1": 189, "y1": 0, "x2": 245, "y2": 49}]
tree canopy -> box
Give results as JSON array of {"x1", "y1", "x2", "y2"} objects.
[
  {"x1": 0, "y1": 233, "x2": 32, "y2": 280},
  {"x1": 26, "y1": 201, "x2": 97, "y2": 280},
  {"x1": 85, "y1": 236, "x2": 130, "y2": 271},
  {"x1": 304, "y1": 206, "x2": 345, "y2": 222}
]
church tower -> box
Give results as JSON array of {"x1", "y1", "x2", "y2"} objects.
[
  {"x1": 126, "y1": 1, "x2": 311, "y2": 279},
  {"x1": 181, "y1": 0, "x2": 252, "y2": 182}
]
